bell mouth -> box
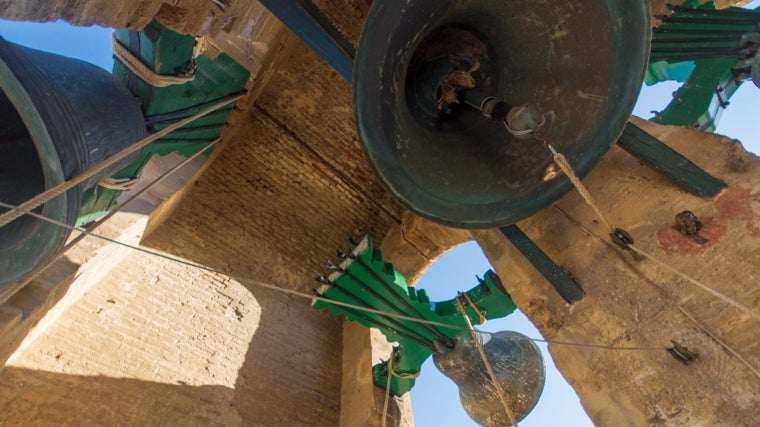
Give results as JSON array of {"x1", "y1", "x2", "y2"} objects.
[
  {"x1": 0, "y1": 39, "x2": 72, "y2": 286},
  {"x1": 354, "y1": 0, "x2": 650, "y2": 228},
  {"x1": 405, "y1": 26, "x2": 499, "y2": 123},
  {"x1": 0, "y1": 89, "x2": 47, "y2": 252}
]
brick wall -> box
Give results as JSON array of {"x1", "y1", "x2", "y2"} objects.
[{"x1": 136, "y1": 35, "x2": 404, "y2": 426}]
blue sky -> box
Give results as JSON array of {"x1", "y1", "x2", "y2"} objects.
[{"x1": 1, "y1": 3, "x2": 758, "y2": 425}]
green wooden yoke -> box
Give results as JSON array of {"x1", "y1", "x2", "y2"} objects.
[{"x1": 312, "y1": 235, "x2": 517, "y2": 396}]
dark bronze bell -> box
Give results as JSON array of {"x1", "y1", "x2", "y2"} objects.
[
  {"x1": 354, "y1": 0, "x2": 651, "y2": 228},
  {"x1": 0, "y1": 38, "x2": 145, "y2": 287},
  {"x1": 434, "y1": 330, "x2": 545, "y2": 426}
]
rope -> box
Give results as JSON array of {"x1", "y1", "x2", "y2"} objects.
[
  {"x1": 461, "y1": 292, "x2": 486, "y2": 325},
  {"x1": 98, "y1": 177, "x2": 140, "y2": 191},
  {"x1": 0, "y1": 140, "x2": 219, "y2": 305},
  {"x1": 381, "y1": 352, "x2": 394, "y2": 427},
  {"x1": 552, "y1": 204, "x2": 760, "y2": 381},
  {"x1": 0, "y1": 200, "x2": 672, "y2": 354},
  {"x1": 627, "y1": 244, "x2": 760, "y2": 322},
  {"x1": 111, "y1": 33, "x2": 194, "y2": 87},
  {"x1": 673, "y1": 298, "x2": 760, "y2": 380},
  {"x1": 456, "y1": 298, "x2": 518, "y2": 427},
  {"x1": 548, "y1": 144, "x2": 613, "y2": 233},
  {"x1": 379, "y1": 353, "x2": 421, "y2": 427},
  {"x1": 390, "y1": 370, "x2": 420, "y2": 380},
  {"x1": 144, "y1": 93, "x2": 243, "y2": 125},
  {"x1": 0, "y1": 94, "x2": 242, "y2": 230},
  {"x1": 547, "y1": 143, "x2": 760, "y2": 323}
]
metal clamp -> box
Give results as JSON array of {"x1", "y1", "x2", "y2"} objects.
[
  {"x1": 674, "y1": 210, "x2": 707, "y2": 244},
  {"x1": 667, "y1": 340, "x2": 698, "y2": 365}
]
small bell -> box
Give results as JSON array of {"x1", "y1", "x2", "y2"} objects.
[{"x1": 433, "y1": 330, "x2": 545, "y2": 426}]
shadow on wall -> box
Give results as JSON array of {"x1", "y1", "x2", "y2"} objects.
[
  {"x1": 0, "y1": 282, "x2": 405, "y2": 426},
  {"x1": 0, "y1": 256, "x2": 358, "y2": 426},
  {"x1": 0, "y1": 367, "x2": 240, "y2": 425}
]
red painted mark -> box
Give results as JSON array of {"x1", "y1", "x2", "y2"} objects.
[
  {"x1": 657, "y1": 217, "x2": 726, "y2": 255},
  {"x1": 715, "y1": 187, "x2": 760, "y2": 238}
]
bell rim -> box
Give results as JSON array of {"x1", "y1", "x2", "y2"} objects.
[{"x1": 0, "y1": 38, "x2": 72, "y2": 285}]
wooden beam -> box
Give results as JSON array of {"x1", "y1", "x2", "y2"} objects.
[
  {"x1": 618, "y1": 121, "x2": 727, "y2": 197},
  {"x1": 499, "y1": 225, "x2": 585, "y2": 304},
  {"x1": 258, "y1": 0, "x2": 355, "y2": 81}
]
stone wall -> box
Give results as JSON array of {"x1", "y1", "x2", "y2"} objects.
[
  {"x1": 0, "y1": 0, "x2": 264, "y2": 36},
  {"x1": 475, "y1": 119, "x2": 760, "y2": 426}
]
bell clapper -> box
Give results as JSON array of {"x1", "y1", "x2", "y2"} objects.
[
  {"x1": 432, "y1": 62, "x2": 550, "y2": 144},
  {"x1": 457, "y1": 83, "x2": 646, "y2": 260},
  {"x1": 458, "y1": 88, "x2": 546, "y2": 141}
]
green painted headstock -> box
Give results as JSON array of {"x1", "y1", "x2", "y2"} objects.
[{"x1": 313, "y1": 235, "x2": 516, "y2": 395}]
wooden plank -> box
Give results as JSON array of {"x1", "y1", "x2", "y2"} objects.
[
  {"x1": 258, "y1": 0, "x2": 355, "y2": 81},
  {"x1": 618, "y1": 121, "x2": 727, "y2": 197},
  {"x1": 499, "y1": 225, "x2": 585, "y2": 304}
]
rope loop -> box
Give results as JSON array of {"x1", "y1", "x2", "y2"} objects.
[
  {"x1": 460, "y1": 292, "x2": 486, "y2": 325},
  {"x1": 98, "y1": 177, "x2": 140, "y2": 191},
  {"x1": 111, "y1": 33, "x2": 194, "y2": 87}
]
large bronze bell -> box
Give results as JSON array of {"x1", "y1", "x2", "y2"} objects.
[
  {"x1": 354, "y1": 0, "x2": 650, "y2": 228},
  {"x1": 0, "y1": 38, "x2": 145, "y2": 287}
]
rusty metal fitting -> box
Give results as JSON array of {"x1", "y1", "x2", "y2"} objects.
[
  {"x1": 674, "y1": 210, "x2": 707, "y2": 244},
  {"x1": 609, "y1": 228, "x2": 634, "y2": 249}
]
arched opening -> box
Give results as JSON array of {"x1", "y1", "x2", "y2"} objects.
[{"x1": 410, "y1": 240, "x2": 593, "y2": 426}]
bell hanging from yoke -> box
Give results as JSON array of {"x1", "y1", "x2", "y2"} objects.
[
  {"x1": 353, "y1": 0, "x2": 651, "y2": 228},
  {"x1": 0, "y1": 38, "x2": 145, "y2": 288}
]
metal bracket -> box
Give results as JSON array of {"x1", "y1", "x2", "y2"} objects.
[
  {"x1": 258, "y1": 0, "x2": 356, "y2": 81},
  {"x1": 674, "y1": 210, "x2": 708, "y2": 244},
  {"x1": 667, "y1": 340, "x2": 699, "y2": 365}
]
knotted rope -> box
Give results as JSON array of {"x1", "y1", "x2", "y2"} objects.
[
  {"x1": 97, "y1": 177, "x2": 140, "y2": 191},
  {"x1": 111, "y1": 33, "x2": 194, "y2": 87}
]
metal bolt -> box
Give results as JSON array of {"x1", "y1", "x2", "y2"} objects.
[
  {"x1": 667, "y1": 340, "x2": 698, "y2": 365},
  {"x1": 674, "y1": 210, "x2": 707, "y2": 244},
  {"x1": 326, "y1": 260, "x2": 343, "y2": 272},
  {"x1": 610, "y1": 228, "x2": 634, "y2": 249}
]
